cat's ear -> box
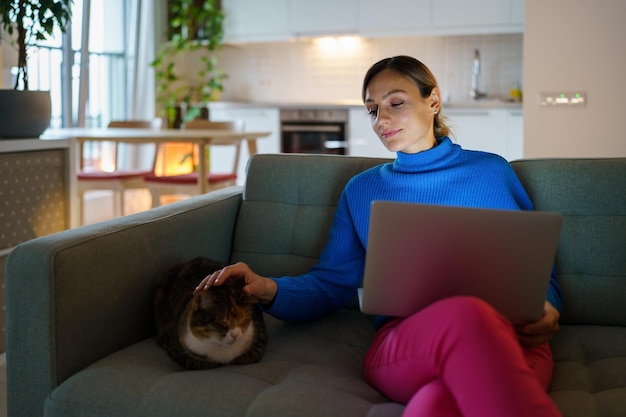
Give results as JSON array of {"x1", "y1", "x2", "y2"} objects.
[{"x1": 192, "y1": 292, "x2": 214, "y2": 310}]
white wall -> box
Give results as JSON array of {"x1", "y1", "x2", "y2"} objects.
[{"x1": 523, "y1": 0, "x2": 626, "y2": 158}]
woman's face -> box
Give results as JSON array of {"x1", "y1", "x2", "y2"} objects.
[{"x1": 364, "y1": 68, "x2": 439, "y2": 154}]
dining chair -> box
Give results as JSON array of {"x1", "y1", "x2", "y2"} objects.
[
  {"x1": 77, "y1": 119, "x2": 162, "y2": 225},
  {"x1": 143, "y1": 119, "x2": 245, "y2": 208}
]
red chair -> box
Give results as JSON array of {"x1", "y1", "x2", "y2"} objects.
[
  {"x1": 77, "y1": 119, "x2": 162, "y2": 224},
  {"x1": 143, "y1": 119, "x2": 244, "y2": 208}
]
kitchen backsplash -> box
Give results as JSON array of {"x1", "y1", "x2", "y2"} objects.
[{"x1": 218, "y1": 33, "x2": 523, "y2": 105}]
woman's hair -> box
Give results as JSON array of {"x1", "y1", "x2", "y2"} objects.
[{"x1": 362, "y1": 55, "x2": 451, "y2": 139}]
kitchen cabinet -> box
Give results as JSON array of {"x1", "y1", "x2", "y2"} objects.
[
  {"x1": 447, "y1": 109, "x2": 507, "y2": 157},
  {"x1": 223, "y1": 0, "x2": 357, "y2": 42},
  {"x1": 207, "y1": 106, "x2": 281, "y2": 183},
  {"x1": 206, "y1": 105, "x2": 521, "y2": 163},
  {"x1": 348, "y1": 108, "x2": 395, "y2": 158},
  {"x1": 223, "y1": 0, "x2": 524, "y2": 43},
  {"x1": 446, "y1": 108, "x2": 523, "y2": 161},
  {"x1": 222, "y1": 0, "x2": 290, "y2": 43},
  {"x1": 507, "y1": 110, "x2": 523, "y2": 160},
  {"x1": 290, "y1": 0, "x2": 358, "y2": 36},
  {"x1": 432, "y1": 0, "x2": 523, "y2": 34},
  {"x1": 358, "y1": 0, "x2": 431, "y2": 37},
  {"x1": 348, "y1": 106, "x2": 523, "y2": 160},
  {"x1": 510, "y1": 0, "x2": 525, "y2": 24}
]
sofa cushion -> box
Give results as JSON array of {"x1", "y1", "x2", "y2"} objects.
[
  {"x1": 44, "y1": 310, "x2": 404, "y2": 417},
  {"x1": 232, "y1": 154, "x2": 391, "y2": 277},
  {"x1": 549, "y1": 324, "x2": 626, "y2": 417},
  {"x1": 511, "y1": 158, "x2": 626, "y2": 326}
]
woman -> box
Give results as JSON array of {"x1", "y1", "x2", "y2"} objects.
[{"x1": 195, "y1": 55, "x2": 562, "y2": 417}]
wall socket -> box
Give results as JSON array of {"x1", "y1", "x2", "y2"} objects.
[{"x1": 540, "y1": 92, "x2": 587, "y2": 107}]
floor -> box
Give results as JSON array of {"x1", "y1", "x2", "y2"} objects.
[{"x1": 1, "y1": 190, "x2": 163, "y2": 417}]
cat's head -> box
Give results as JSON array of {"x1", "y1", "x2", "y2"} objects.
[{"x1": 185, "y1": 280, "x2": 256, "y2": 344}]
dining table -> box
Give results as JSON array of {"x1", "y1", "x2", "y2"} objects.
[{"x1": 41, "y1": 127, "x2": 272, "y2": 194}]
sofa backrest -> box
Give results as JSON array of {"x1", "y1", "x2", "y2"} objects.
[
  {"x1": 231, "y1": 154, "x2": 390, "y2": 278},
  {"x1": 511, "y1": 158, "x2": 626, "y2": 326},
  {"x1": 235, "y1": 154, "x2": 625, "y2": 326}
]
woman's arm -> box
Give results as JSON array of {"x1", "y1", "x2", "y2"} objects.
[{"x1": 196, "y1": 191, "x2": 367, "y2": 322}]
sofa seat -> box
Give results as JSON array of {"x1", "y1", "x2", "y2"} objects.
[
  {"x1": 44, "y1": 311, "x2": 404, "y2": 417},
  {"x1": 549, "y1": 325, "x2": 626, "y2": 415}
]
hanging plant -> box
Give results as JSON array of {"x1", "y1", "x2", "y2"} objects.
[{"x1": 151, "y1": 0, "x2": 227, "y2": 126}]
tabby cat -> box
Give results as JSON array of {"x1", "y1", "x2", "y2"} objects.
[{"x1": 153, "y1": 257, "x2": 268, "y2": 370}]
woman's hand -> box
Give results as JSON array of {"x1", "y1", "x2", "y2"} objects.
[
  {"x1": 193, "y1": 262, "x2": 278, "y2": 305},
  {"x1": 515, "y1": 301, "x2": 560, "y2": 348}
]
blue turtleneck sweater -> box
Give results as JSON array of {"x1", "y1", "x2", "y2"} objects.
[{"x1": 265, "y1": 137, "x2": 562, "y2": 324}]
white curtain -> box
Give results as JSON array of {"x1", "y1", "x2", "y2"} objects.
[
  {"x1": 72, "y1": 0, "x2": 156, "y2": 127},
  {"x1": 127, "y1": 0, "x2": 156, "y2": 120},
  {"x1": 120, "y1": 0, "x2": 158, "y2": 169},
  {"x1": 77, "y1": 0, "x2": 90, "y2": 127},
  {"x1": 69, "y1": 0, "x2": 158, "y2": 168}
]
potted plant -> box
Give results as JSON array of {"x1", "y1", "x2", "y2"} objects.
[
  {"x1": 152, "y1": 0, "x2": 226, "y2": 128},
  {"x1": 0, "y1": 0, "x2": 72, "y2": 139}
]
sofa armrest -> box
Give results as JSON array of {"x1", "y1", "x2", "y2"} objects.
[{"x1": 6, "y1": 187, "x2": 242, "y2": 417}]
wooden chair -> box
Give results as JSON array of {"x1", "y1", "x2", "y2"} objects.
[
  {"x1": 77, "y1": 119, "x2": 162, "y2": 224},
  {"x1": 143, "y1": 119, "x2": 244, "y2": 208}
]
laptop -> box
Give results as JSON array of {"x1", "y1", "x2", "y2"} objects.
[{"x1": 360, "y1": 201, "x2": 562, "y2": 323}]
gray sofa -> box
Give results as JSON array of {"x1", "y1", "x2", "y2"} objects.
[{"x1": 6, "y1": 154, "x2": 626, "y2": 417}]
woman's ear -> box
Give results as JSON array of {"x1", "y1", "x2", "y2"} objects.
[{"x1": 429, "y1": 88, "x2": 441, "y2": 114}]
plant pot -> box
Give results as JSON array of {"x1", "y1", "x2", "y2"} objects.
[{"x1": 0, "y1": 89, "x2": 51, "y2": 139}]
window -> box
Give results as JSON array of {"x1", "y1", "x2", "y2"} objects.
[{"x1": 22, "y1": 0, "x2": 153, "y2": 129}]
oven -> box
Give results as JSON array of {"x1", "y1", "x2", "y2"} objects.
[{"x1": 280, "y1": 108, "x2": 348, "y2": 155}]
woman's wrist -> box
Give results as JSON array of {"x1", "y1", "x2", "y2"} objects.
[{"x1": 258, "y1": 277, "x2": 278, "y2": 307}]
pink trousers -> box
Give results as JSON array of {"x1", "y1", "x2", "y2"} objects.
[{"x1": 364, "y1": 296, "x2": 562, "y2": 417}]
